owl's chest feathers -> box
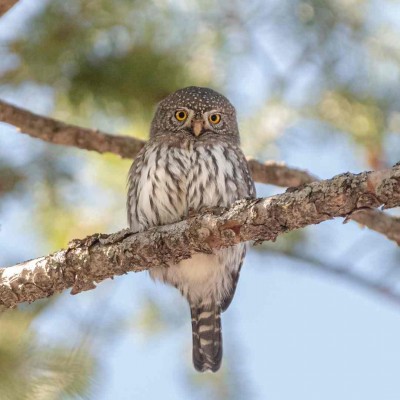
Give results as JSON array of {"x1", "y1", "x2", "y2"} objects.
[
  {"x1": 137, "y1": 140, "x2": 239, "y2": 229},
  {"x1": 135, "y1": 139, "x2": 244, "y2": 304}
]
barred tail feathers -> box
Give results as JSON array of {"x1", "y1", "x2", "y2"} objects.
[{"x1": 190, "y1": 303, "x2": 222, "y2": 372}]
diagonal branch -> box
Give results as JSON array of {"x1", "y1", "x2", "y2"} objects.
[
  {"x1": 0, "y1": 0, "x2": 19, "y2": 17},
  {"x1": 1, "y1": 165, "x2": 399, "y2": 308},
  {"x1": 345, "y1": 208, "x2": 400, "y2": 244},
  {"x1": 1, "y1": 99, "x2": 400, "y2": 245},
  {"x1": 0, "y1": 100, "x2": 146, "y2": 159},
  {"x1": 247, "y1": 158, "x2": 316, "y2": 187}
]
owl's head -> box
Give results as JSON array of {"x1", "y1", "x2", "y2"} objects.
[{"x1": 150, "y1": 86, "x2": 239, "y2": 139}]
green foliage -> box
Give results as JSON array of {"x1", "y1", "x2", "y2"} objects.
[
  {"x1": 3, "y1": 0, "x2": 210, "y2": 117},
  {"x1": 317, "y1": 90, "x2": 387, "y2": 168},
  {"x1": 0, "y1": 305, "x2": 95, "y2": 400}
]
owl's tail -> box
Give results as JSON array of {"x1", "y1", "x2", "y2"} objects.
[{"x1": 190, "y1": 302, "x2": 222, "y2": 372}]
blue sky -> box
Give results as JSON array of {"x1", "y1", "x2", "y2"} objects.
[{"x1": 1, "y1": 1, "x2": 400, "y2": 399}]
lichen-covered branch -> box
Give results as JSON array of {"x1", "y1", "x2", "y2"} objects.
[
  {"x1": 1, "y1": 165, "x2": 399, "y2": 308},
  {"x1": 1, "y1": 99, "x2": 400, "y2": 244}
]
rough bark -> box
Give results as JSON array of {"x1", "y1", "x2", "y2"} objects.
[{"x1": 1, "y1": 165, "x2": 399, "y2": 308}]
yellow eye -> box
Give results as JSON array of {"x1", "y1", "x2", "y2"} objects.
[
  {"x1": 175, "y1": 110, "x2": 188, "y2": 121},
  {"x1": 209, "y1": 113, "x2": 221, "y2": 124}
]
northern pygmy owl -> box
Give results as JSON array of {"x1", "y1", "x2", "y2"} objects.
[{"x1": 127, "y1": 86, "x2": 256, "y2": 372}]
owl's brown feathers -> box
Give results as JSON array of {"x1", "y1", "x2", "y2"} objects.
[{"x1": 127, "y1": 87, "x2": 255, "y2": 372}]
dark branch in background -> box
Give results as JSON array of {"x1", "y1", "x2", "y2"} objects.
[
  {"x1": 247, "y1": 158, "x2": 316, "y2": 187},
  {"x1": 266, "y1": 247, "x2": 400, "y2": 307},
  {"x1": 1, "y1": 99, "x2": 400, "y2": 245},
  {"x1": 0, "y1": 100, "x2": 145, "y2": 159},
  {"x1": 0, "y1": 0, "x2": 18, "y2": 17},
  {"x1": 1, "y1": 165, "x2": 399, "y2": 308},
  {"x1": 346, "y1": 209, "x2": 400, "y2": 245}
]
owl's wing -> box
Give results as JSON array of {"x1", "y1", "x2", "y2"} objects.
[
  {"x1": 127, "y1": 145, "x2": 147, "y2": 232},
  {"x1": 235, "y1": 146, "x2": 256, "y2": 199},
  {"x1": 220, "y1": 246, "x2": 246, "y2": 312},
  {"x1": 220, "y1": 150, "x2": 255, "y2": 312}
]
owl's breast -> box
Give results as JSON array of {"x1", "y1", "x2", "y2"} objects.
[
  {"x1": 128, "y1": 140, "x2": 246, "y2": 231},
  {"x1": 187, "y1": 143, "x2": 240, "y2": 210},
  {"x1": 136, "y1": 144, "x2": 190, "y2": 228}
]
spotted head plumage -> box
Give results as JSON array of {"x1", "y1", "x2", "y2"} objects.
[{"x1": 150, "y1": 86, "x2": 239, "y2": 139}]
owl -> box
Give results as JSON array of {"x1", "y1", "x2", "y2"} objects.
[{"x1": 127, "y1": 86, "x2": 256, "y2": 372}]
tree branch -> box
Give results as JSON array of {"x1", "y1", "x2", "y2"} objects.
[
  {"x1": 0, "y1": 100, "x2": 146, "y2": 159},
  {"x1": 344, "y1": 208, "x2": 400, "y2": 244},
  {"x1": 1, "y1": 165, "x2": 399, "y2": 308},
  {"x1": 2, "y1": 99, "x2": 399, "y2": 245},
  {"x1": 246, "y1": 158, "x2": 316, "y2": 186},
  {"x1": 0, "y1": 0, "x2": 18, "y2": 17}
]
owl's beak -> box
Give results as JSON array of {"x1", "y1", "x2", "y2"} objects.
[{"x1": 191, "y1": 119, "x2": 204, "y2": 137}]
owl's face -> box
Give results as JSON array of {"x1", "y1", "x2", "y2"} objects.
[{"x1": 150, "y1": 86, "x2": 239, "y2": 139}]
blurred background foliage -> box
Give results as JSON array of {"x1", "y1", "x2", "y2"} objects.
[
  {"x1": 0, "y1": 302, "x2": 94, "y2": 400},
  {"x1": 0, "y1": 0, "x2": 400, "y2": 399}
]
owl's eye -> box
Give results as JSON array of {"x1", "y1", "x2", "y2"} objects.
[
  {"x1": 209, "y1": 113, "x2": 221, "y2": 124},
  {"x1": 175, "y1": 110, "x2": 188, "y2": 122}
]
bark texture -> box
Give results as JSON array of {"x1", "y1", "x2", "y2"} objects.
[{"x1": 1, "y1": 165, "x2": 399, "y2": 308}]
